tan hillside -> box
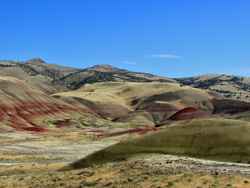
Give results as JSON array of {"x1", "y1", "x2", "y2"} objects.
[{"x1": 53, "y1": 82, "x2": 215, "y2": 125}]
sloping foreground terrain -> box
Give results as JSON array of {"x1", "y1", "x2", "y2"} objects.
[
  {"x1": 65, "y1": 118, "x2": 250, "y2": 170},
  {"x1": 1, "y1": 129, "x2": 250, "y2": 188},
  {"x1": 1, "y1": 120, "x2": 250, "y2": 188}
]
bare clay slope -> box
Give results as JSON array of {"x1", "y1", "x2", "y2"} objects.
[{"x1": 0, "y1": 76, "x2": 96, "y2": 132}]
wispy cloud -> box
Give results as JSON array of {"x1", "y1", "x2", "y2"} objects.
[
  {"x1": 122, "y1": 60, "x2": 137, "y2": 65},
  {"x1": 150, "y1": 54, "x2": 181, "y2": 59}
]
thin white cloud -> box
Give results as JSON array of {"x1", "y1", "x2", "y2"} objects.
[
  {"x1": 122, "y1": 60, "x2": 137, "y2": 65},
  {"x1": 151, "y1": 54, "x2": 181, "y2": 59}
]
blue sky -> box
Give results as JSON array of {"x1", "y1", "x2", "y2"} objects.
[{"x1": 1, "y1": 1, "x2": 250, "y2": 77}]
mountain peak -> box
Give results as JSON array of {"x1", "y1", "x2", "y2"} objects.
[
  {"x1": 89, "y1": 64, "x2": 122, "y2": 72},
  {"x1": 25, "y1": 58, "x2": 47, "y2": 65}
]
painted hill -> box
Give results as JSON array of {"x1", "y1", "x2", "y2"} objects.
[
  {"x1": 53, "y1": 82, "x2": 215, "y2": 126},
  {"x1": 54, "y1": 81, "x2": 250, "y2": 127},
  {"x1": 0, "y1": 76, "x2": 99, "y2": 132}
]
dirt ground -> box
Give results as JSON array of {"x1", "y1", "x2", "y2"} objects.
[{"x1": 0, "y1": 130, "x2": 250, "y2": 188}]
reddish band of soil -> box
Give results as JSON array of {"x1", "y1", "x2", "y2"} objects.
[
  {"x1": 168, "y1": 107, "x2": 210, "y2": 121},
  {"x1": 0, "y1": 101, "x2": 89, "y2": 132}
]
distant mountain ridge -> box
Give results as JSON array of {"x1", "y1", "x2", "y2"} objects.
[
  {"x1": 0, "y1": 59, "x2": 175, "y2": 91},
  {"x1": 57, "y1": 64, "x2": 176, "y2": 90},
  {"x1": 1, "y1": 58, "x2": 250, "y2": 102},
  {"x1": 0, "y1": 58, "x2": 80, "y2": 79}
]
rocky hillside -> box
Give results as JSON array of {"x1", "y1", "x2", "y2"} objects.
[
  {"x1": 0, "y1": 58, "x2": 80, "y2": 94},
  {"x1": 0, "y1": 58, "x2": 79, "y2": 80},
  {"x1": 56, "y1": 64, "x2": 176, "y2": 90},
  {"x1": 177, "y1": 74, "x2": 250, "y2": 102}
]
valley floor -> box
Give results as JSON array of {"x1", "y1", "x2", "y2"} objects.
[{"x1": 0, "y1": 130, "x2": 250, "y2": 188}]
